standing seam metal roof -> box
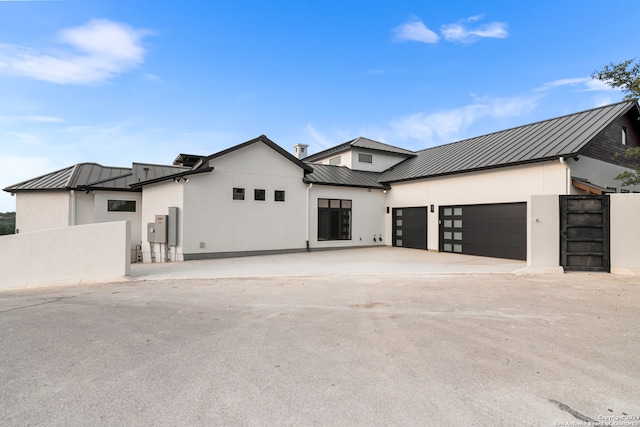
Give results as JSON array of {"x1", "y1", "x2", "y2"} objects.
[
  {"x1": 379, "y1": 101, "x2": 637, "y2": 183},
  {"x1": 304, "y1": 137, "x2": 416, "y2": 162},
  {"x1": 303, "y1": 163, "x2": 388, "y2": 189}
]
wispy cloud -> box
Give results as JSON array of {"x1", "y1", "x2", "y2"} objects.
[
  {"x1": 535, "y1": 77, "x2": 615, "y2": 92},
  {"x1": 441, "y1": 18, "x2": 508, "y2": 43},
  {"x1": 393, "y1": 15, "x2": 507, "y2": 45},
  {"x1": 0, "y1": 115, "x2": 63, "y2": 123},
  {"x1": 392, "y1": 17, "x2": 440, "y2": 44},
  {"x1": 0, "y1": 19, "x2": 151, "y2": 84},
  {"x1": 304, "y1": 123, "x2": 335, "y2": 149},
  {"x1": 390, "y1": 95, "x2": 539, "y2": 144}
]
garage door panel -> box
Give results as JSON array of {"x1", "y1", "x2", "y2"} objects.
[
  {"x1": 440, "y1": 202, "x2": 526, "y2": 260},
  {"x1": 393, "y1": 207, "x2": 427, "y2": 250}
]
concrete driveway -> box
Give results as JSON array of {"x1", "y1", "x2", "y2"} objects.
[
  {"x1": 129, "y1": 247, "x2": 529, "y2": 281},
  {"x1": 1, "y1": 245, "x2": 639, "y2": 426}
]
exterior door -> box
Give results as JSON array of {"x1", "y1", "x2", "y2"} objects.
[
  {"x1": 560, "y1": 195, "x2": 610, "y2": 272},
  {"x1": 392, "y1": 207, "x2": 427, "y2": 250},
  {"x1": 439, "y1": 203, "x2": 527, "y2": 260}
]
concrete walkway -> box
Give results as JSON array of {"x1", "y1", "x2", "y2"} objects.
[{"x1": 129, "y1": 247, "x2": 528, "y2": 281}]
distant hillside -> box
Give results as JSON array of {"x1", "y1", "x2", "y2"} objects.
[{"x1": 0, "y1": 212, "x2": 16, "y2": 235}]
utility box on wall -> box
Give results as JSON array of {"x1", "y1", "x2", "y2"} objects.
[{"x1": 146, "y1": 215, "x2": 168, "y2": 244}]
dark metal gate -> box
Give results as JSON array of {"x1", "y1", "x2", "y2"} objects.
[{"x1": 560, "y1": 195, "x2": 610, "y2": 272}]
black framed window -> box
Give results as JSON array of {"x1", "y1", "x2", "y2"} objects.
[
  {"x1": 254, "y1": 189, "x2": 266, "y2": 201},
  {"x1": 318, "y1": 199, "x2": 351, "y2": 240},
  {"x1": 275, "y1": 190, "x2": 285, "y2": 202},
  {"x1": 233, "y1": 188, "x2": 245, "y2": 200},
  {"x1": 107, "y1": 200, "x2": 136, "y2": 212}
]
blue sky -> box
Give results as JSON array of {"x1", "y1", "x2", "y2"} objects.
[{"x1": 0, "y1": 0, "x2": 637, "y2": 212}]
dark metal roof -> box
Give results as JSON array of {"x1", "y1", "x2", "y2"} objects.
[
  {"x1": 173, "y1": 153, "x2": 205, "y2": 167},
  {"x1": 199, "y1": 135, "x2": 314, "y2": 173},
  {"x1": 303, "y1": 163, "x2": 389, "y2": 189},
  {"x1": 304, "y1": 137, "x2": 416, "y2": 162},
  {"x1": 3, "y1": 163, "x2": 132, "y2": 192},
  {"x1": 380, "y1": 101, "x2": 637, "y2": 183}
]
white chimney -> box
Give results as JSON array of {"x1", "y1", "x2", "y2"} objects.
[{"x1": 293, "y1": 143, "x2": 309, "y2": 159}]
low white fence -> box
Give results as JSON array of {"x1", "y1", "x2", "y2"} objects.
[{"x1": 0, "y1": 221, "x2": 131, "y2": 290}]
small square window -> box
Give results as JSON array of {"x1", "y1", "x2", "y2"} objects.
[
  {"x1": 358, "y1": 153, "x2": 373, "y2": 163},
  {"x1": 254, "y1": 189, "x2": 266, "y2": 201},
  {"x1": 233, "y1": 188, "x2": 245, "y2": 200},
  {"x1": 274, "y1": 190, "x2": 285, "y2": 202}
]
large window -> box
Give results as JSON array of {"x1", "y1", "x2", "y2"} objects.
[
  {"x1": 318, "y1": 199, "x2": 351, "y2": 240},
  {"x1": 108, "y1": 200, "x2": 136, "y2": 212}
]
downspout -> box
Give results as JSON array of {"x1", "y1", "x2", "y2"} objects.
[
  {"x1": 69, "y1": 190, "x2": 76, "y2": 226},
  {"x1": 305, "y1": 182, "x2": 313, "y2": 251},
  {"x1": 559, "y1": 157, "x2": 571, "y2": 195}
]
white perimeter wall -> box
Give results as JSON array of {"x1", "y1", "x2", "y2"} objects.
[
  {"x1": 182, "y1": 142, "x2": 307, "y2": 256},
  {"x1": 308, "y1": 185, "x2": 387, "y2": 249},
  {"x1": 385, "y1": 161, "x2": 568, "y2": 251},
  {"x1": 94, "y1": 191, "x2": 143, "y2": 254},
  {"x1": 610, "y1": 194, "x2": 640, "y2": 274},
  {"x1": 15, "y1": 192, "x2": 70, "y2": 233},
  {"x1": 0, "y1": 221, "x2": 130, "y2": 289}
]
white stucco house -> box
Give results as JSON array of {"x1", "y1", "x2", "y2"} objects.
[{"x1": 4, "y1": 101, "x2": 640, "y2": 272}]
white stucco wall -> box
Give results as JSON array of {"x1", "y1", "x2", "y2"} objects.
[
  {"x1": 385, "y1": 161, "x2": 568, "y2": 251},
  {"x1": 93, "y1": 191, "x2": 142, "y2": 256},
  {"x1": 0, "y1": 221, "x2": 130, "y2": 289},
  {"x1": 15, "y1": 192, "x2": 70, "y2": 234},
  {"x1": 308, "y1": 185, "x2": 387, "y2": 249},
  {"x1": 181, "y1": 142, "x2": 308, "y2": 257},
  {"x1": 567, "y1": 156, "x2": 640, "y2": 193},
  {"x1": 74, "y1": 191, "x2": 95, "y2": 225},
  {"x1": 140, "y1": 181, "x2": 184, "y2": 262},
  {"x1": 528, "y1": 195, "x2": 560, "y2": 267},
  {"x1": 610, "y1": 194, "x2": 640, "y2": 274}
]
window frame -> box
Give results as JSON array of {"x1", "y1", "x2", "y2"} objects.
[
  {"x1": 329, "y1": 156, "x2": 341, "y2": 166},
  {"x1": 107, "y1": 199, "x2": 136, "y2": 213},
  {"x1": 317, "y1": 198, "x2": 352, "y2": 241},
  {"x1": 358, "y1": 153, "x2": 373, "y2": 164},
  {"x1": 274, "y1": 190, "x2": 286, "y2": 202},
  {"x1": 254, "y1": 189, "x2": 266, "y2": 201},
  {"x1": 233, "y1": 188, "x2": 245, "y2": 200}
]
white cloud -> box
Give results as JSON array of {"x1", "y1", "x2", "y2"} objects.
[
  {"x1": 390, "y1": 96, "x2": 539, "y2": 145},
  {"x1": 392, "y1": 17, "x2": 440, "y2": 44},
  {"x1": 535, "y1": 77, "x2": 616, "y2": 92},
  {"x1": 0, "y1": 115, "x2": 63, "y2": 123},
  {"x1": 304, "y1": 123, "x2": 335, "y2": 149},
  {"x1": 0, "y1": 19, "x2": 150, "y2": 84},
  {"x1": 442, "y1": 20, "x2": 508, "y2": 43}
]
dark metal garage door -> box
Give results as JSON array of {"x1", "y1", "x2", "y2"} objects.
[
  {"x1": 439, "y1": 202, "x2": 527, "y2": 260},
  {"x1": 392, "y1": 207, "x2": 427, "y2": 250}
]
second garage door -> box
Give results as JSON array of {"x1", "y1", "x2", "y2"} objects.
[
  {"x1": 439, "y1": 202, "x2": 526, "y2": 260},
  {"x1": 392, "y1": 207, "x2": 428, "y2": 250}
]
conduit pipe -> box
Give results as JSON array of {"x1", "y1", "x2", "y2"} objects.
[
  {"x1": 559, "y1": 157, "x2": 571, "y2": 195},
  {"x1": 305, "y1": 182, "x2": 313, "y2": 251}
]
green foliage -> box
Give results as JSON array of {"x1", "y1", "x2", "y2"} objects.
[
  {"x1": 0, "y1": 212, "x2": 16, "y2": 235},
  {"x1": 592, "y1": 58, "x2": 640, "y2": 102},
  {"x1": 593, "y1": 59, "x2": 640, "y2": 186}
]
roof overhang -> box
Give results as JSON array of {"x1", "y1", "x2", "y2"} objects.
[
  {"x1": 571, "y1": 177, "x2": 612, "y2": 195},
  {"x1": 130, "y1": 167, "x2": 214, "y2": 189}
]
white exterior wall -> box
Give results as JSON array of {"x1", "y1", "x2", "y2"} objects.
[
  {"x1": 385, "y1": 161, "x2": 568, "y2": 251},
  {"x1": 315, "y1": 151, "x2": 352, "y2": 168},
  {"x1": 15, "y1": 192, "x2": 70, "y2": 233},
  {"x1": 308, "y1": 185, "x2": 387, "y2": 249},
  {"x1": 567, "y1": 156, "x2": 640, "y2": 193},
  {"x1": 528, "y1": 195, "x2": 560, "y2": 268},
  {"x1": 141, "y1": 181, "x2": 184, "y2": 262},
  {"x1": 0, "y1": 221, "x2": 130, "y2": 290},
  {"x1": 610, "y1": 194, "x2": 640, "y2": 274},
  {"x1": 182, "y1": 142, "x2": 307, "y2": 257},
  {"x1": 349, "y1": 148, "x2": 411, "y2": 172},
  {"x1": 93, "y1": 191, "x2": 142, "y2": 255},
  {"x1": 74, "y1": 192, "x2": 95, "y2": 225}
]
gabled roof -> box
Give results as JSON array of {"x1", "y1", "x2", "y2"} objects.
[
  {"x1": 198, "y1": 134, "x2": 314, "y2": 173},
  {"x1": 304, "y1": 137, "x2": 416, "y2": 162},
  {"x1": 303, "y1": 163, "x2": 389, "y2": 190},
  {"x1": 380, "y1": 101, "x2": 638, "y2": 183}
]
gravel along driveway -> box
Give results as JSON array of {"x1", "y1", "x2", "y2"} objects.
[{"x1": 1, "y1": 272, "x2": 639, "y2": 426}]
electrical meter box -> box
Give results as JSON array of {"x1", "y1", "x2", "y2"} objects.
[
  {"x1": 154, "y1": 215, "x2": 168, "y2": 243},
  {"x1": 147, "y1": 222, "x2": 156, "y2": 243}
]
